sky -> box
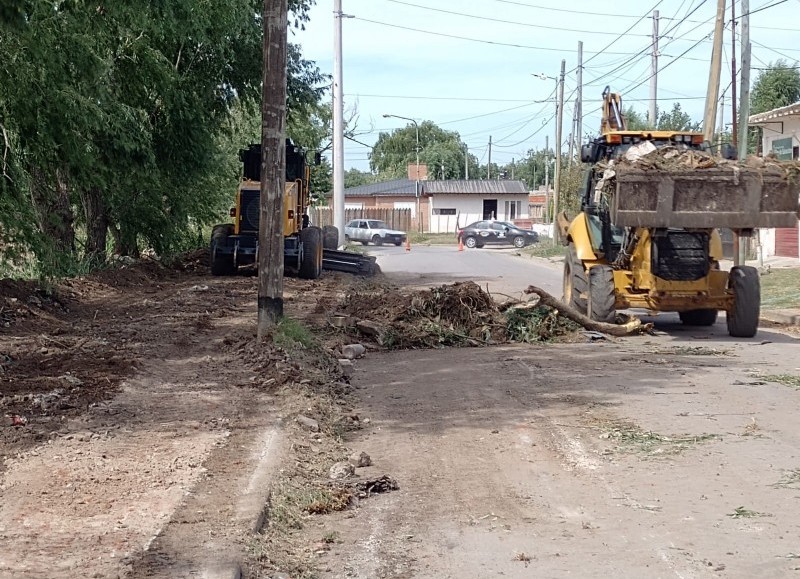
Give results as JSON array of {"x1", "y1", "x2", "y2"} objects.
[{"x1": 293, "y1": 0, "x2": 799, "y2": 172}]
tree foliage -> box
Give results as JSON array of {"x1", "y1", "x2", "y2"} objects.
[
  {"x1": 0, "y1": 0, "x2": 326, "y2": 275},
  {"x1": 751, "y1": 60, "x2": 800, "y2": 114},
  {"x1": 370, "y1": 121, "x2": 471, "y2": 180}
]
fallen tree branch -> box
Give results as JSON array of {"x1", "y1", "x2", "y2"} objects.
[{"x1": 524, "y1": 285, "x2": 651, "y2": 337}]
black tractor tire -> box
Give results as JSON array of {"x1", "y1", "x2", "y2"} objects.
[
  {"x1": 512, "y1": 235, "x2": 526, "y2": 248},
  {"x1": 464, "y1": 236, "x2": 478, "y2": 249},
  {"x1": 562, "y1": 242, "x2": 588, "y2": 314},
  {"x1": 210, "y1": 224, "x2": 235, "y2": 276},
  {"x1": 372, "y1": 234, "x2": 383, "y2": 246},
  {"x1": 679, "y1": 309, "x2": 719, "y2": 326},
  {"x1": 322, "y1": 225, "x2": 339, "y2": 250},
  {"x1": 727, "y1": 265, "x2": 760, "y2": 338},
  {"x1": 587, "y1": 265, "x2": 616, "y2": 323},
  {"x1": 299, "y1": 226, "x2": 323, "y2": 280}
]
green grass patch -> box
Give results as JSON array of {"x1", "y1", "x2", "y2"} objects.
[
  {"x1": 761, "y1": 374, "x2": 800, "y2": 389},
  {"x1": 274, "y1": 317, "x2": 317, "y2": 351},
  {"x1": 408, "y1": 231, "x2": 459, "y2": 245},
  {"x1": 760, "y1": 267, "x2": 800, "y2": 310},
  {"x1": 521, "y1": 238, "x2": 566, "y2": 259}
]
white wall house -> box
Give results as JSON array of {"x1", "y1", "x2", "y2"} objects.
[
  {"x1": 425, "y1": 180, "x2": 530, "y2": 234},
  {"x1": 749, "y1": 103, "x2": 800, "y2": 260}
]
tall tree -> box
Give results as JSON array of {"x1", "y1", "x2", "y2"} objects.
[
  {"x1": 750, "y1": 60, "x2": 800, "y2": 114},
  {"x1": 370, "y1": 121, "x2": 469, "y2": 180}
]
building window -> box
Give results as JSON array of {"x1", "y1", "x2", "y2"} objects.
[
  {"x1": 433, "y1": 208, "x2": 457, "y2": 215},
  {"x1": 504, "y1": 200, "x2": 521, "y2": 220}
]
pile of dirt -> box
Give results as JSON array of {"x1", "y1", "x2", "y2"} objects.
[{"x1": 338, "y1": 281, "x2": 580, "y2": 349}]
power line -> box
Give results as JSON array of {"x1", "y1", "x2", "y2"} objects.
[
  {"x1": 352, "y1": 16, "x2": 652, "y2": 55},
  {"x1": 579, "y1": 0, "x2": 664, "y2": 71},
  {"x1": 383, "y1": 0, "x2": 651, "y2": 37}
]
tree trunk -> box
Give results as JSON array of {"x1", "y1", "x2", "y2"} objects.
[
  {"x1": 29, "y1": 167, "x2": 76, "y2": 255},
  {"x1": 524, "y1": 285, "x2": 651, "y2": 336},
  {"x1": 80, "y1": 186, "x2": 108, "y2": 262},
  {"x1": 109, "y1": 223, "x2": 140, "y2": 258}
]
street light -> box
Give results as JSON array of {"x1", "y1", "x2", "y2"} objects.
[{"x1": 383, "y1": 113, "x2": 420, "y2": 231}]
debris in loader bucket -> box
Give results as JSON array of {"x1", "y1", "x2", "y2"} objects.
[
  {"x1": 595, "y1": 145, "x2": 800, "y2": 229},
  {"x1": 337, "y1": 281, "x2": 640, "y2": 349}
]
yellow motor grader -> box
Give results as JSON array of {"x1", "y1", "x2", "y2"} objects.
[{"x1": 561, "y1": 88, "x2": 800, "y2": 337}]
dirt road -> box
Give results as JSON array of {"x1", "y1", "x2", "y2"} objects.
[
  {"x1": 1, "y1": 253, "x2": 799, "y2": 578},
  {"x1": 310, "y1": 335, "x2": 800, "y2": 578}
]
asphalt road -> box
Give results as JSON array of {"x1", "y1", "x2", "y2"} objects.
[{"x1": 369, "y1": 244, "x2": 563, "y2": 302}]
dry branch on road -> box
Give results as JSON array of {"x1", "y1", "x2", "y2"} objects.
[{"x1": 524, "y1": 284, "x2": 651, "y2": 337}]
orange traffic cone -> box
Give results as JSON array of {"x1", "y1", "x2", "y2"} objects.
[
  {"x1": 458, "y1": 237, "x2": 464, "y2": 252},
  {"x1": 405, "y1": 238, "x2": 411, "y2": 252}
]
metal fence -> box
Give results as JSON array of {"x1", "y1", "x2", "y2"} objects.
[{"x1": 309, "y1": 207, "x2": 412, "y2": 232}]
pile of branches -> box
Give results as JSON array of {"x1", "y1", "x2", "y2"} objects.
[{"x1": 339, "y1": 281, "x2": 645, "y2": 349}]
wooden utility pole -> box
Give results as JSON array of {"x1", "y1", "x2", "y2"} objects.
[
  {"x1": 703, "y1": 0, "x2": 726, "y2": 145},
  {"x1": 257, "y1": 0, "x2": 288, "y2": 338},
  {"x1": 649, "y1": 10, "x2": 659, "y2": 126},
  {"x1": 731, "y1": 1, "x2": 738, "y2": 148},
  {"x1": 553, "y1": 59, "x2": 566, "y2": 238}
]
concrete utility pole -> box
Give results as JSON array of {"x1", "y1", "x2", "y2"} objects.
[
  {"x1": 703, "y1": 0, "x2": 727, "y2": 145},
  {"x1": 257, "y1": 0, "x2": 288, "y2": 337},
  {"x1": 553, "y1": 59, "x2": 566, "y2": 238},
  {"x1": 650, "y1": 10, "x2": 659, "y2": 126},
  {"x1": 738, "y1": 0, "x2": 751, "y2": 160},
  {"x1": 464, "y1": 144, "x2": 469, "y2": 179},
  {"x1": 576, "y1": 41, "x2": 583, "y2": 153},
  {"x1": 544, "y1": 135, "x2": 550, "y2": 224},
  {"x1": 332, "y1": 0, "x2": 346, "y2": 247},
  {"x1": 731, "y1": 1, "x2": 738, "y2": 148},
  {"x1": 487, "y1": 136, "x2": 492, "y2": 179}
]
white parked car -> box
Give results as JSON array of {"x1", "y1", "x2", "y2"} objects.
[{"x1": 344, "y1": 219, "x2": 407, "y2": 246}]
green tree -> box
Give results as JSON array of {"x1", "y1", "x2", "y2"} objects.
[
  {"x1": 657, "y1": 102, "x2": 701, "y2": 131},
  {"x1": 370, "y1": 121, "x2": 469, "y2": 180},
  {"x1": 751, "y1": 60, "x2": 800, "y2": 114},
  {"x1": 0, "y1": 0, "x2": 327, "y2": 273}
]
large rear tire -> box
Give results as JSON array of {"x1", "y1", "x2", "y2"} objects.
[
  {"x1": 562, "y1": 242, "x2": 588, "y2": 314},
  {"x1": 322, "y1": 225, "x2": 339, "y2": 250},
  {"x1": 299, "y1": 226, "x2": 323, "y2": 280},
  {"x1": 587, "y1": 265, "x2": 616, "y2": 323},
  {"x1": 727, "y1": 265, "x2": 760, "y2": 338},
  {"x1": 679, "y1": 309, "x2": 718, "y2": 326},
  {"x1": 210, "y1": 224, "x2": 235, "y2": 276}
]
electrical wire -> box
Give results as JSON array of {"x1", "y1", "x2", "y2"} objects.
[
  {"x1": 351, "y1": 16, "x2": 653, "y2": 55},
  {"x1": 382, "y1": 0, "x2": 651, "y2": 37}
]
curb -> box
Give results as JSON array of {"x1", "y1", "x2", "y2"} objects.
[{"x1": 760, "y1": 310, "x2": 800, "y2": 326}]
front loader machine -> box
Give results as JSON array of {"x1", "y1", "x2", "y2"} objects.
[
  {"x1": 562, "y1": 88, "x2": 800, "y2": 338},
  {"x1": 210, "y1": 141, "x2": 375, "y2": 278}
]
